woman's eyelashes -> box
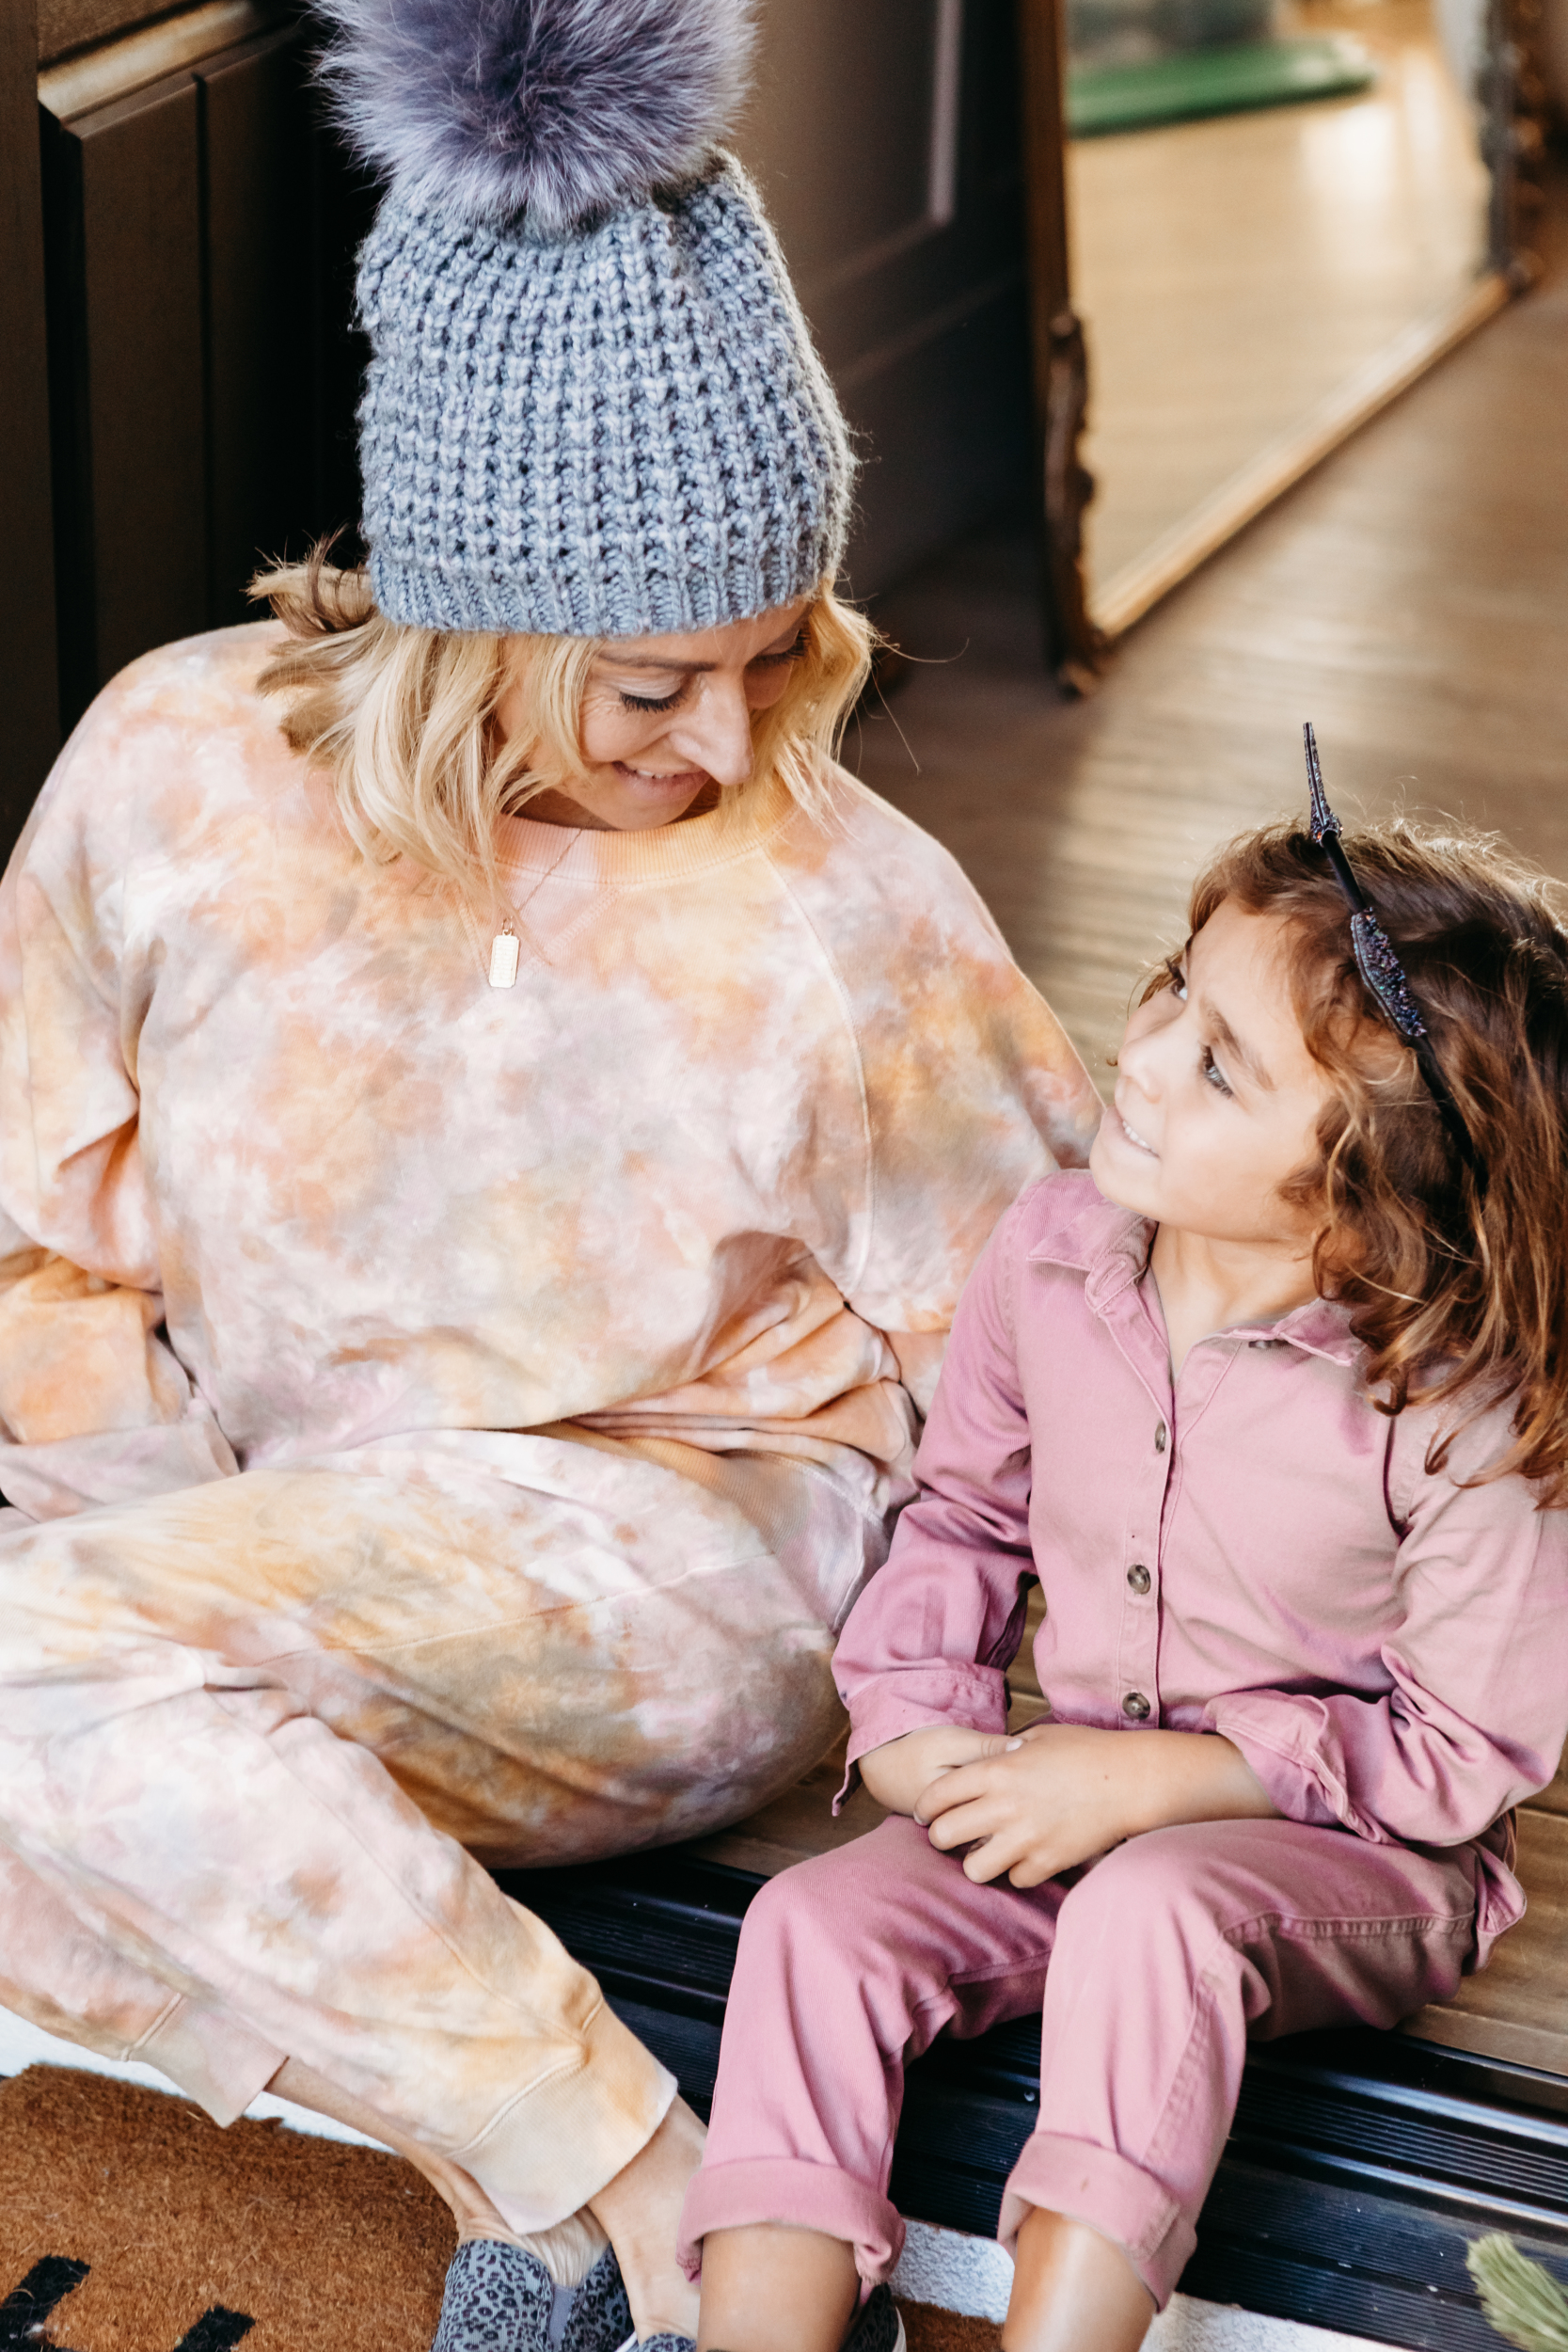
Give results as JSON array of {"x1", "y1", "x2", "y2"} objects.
[
  {"x1": 613, "y1": 635, "x2": 803, "y2": 714},
  {"x1": 755, "y1": 628, "x2": 808, "y2": 667},
  {"x1": 616, "y1": 681, "x2": 685, "y2": 713}
]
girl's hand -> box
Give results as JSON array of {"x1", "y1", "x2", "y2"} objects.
[
  {"x1": 914, "y1": 1722, "x2": 1276, "y2": 1887},
  {"x1": 857, "y1": 1724, "x2": 1014, "y2": 1817}
]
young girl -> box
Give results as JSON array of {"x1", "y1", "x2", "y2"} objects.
[{"x1": 671, "y1": 770, "x2": 1568, "y2": 2352}]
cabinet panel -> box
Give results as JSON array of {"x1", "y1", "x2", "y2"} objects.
[
  {"x1": 0, "y1": 0, "x2": 58, "y2": 827},
  {"x1": 44, "y1": 70, "x2": 207, "y2": 721},
  {"x1": 203, "y1": 24, "x2": 315, "y2": 617},
  {"x1": 739, "y1": 0, "x2": 1031, "y2": 596},
  {"x1": 39, "y1": 7, "x2": 369, "y2": 737},
  {"x1": 847, "y1": 287, "x2": 1035, "y2": 591},
  {"x1": 744, "y1": 0, "x2": 947, "y2": 289}
]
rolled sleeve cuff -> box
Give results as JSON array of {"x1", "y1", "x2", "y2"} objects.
[
  {"x1": 836, "y1": 1666, "x2": 1008, "y2": 1810},
  {"x1": 1202, "y1": 1693, "x2": 1363, "y2": 1836}
]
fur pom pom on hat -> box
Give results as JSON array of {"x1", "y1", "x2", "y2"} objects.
[
  {"x1": 328, "y1": 0, "x2": 854, "y2": 639},
  {"x1": 317, "y1": 0, "x2": 757, "y2": 233}
]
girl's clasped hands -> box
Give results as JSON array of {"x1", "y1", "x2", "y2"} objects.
[{"x1": 864, "y1": 1717, "x2": 1275, "y2": 1890}]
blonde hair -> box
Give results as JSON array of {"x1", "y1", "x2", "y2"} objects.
[{"x1": 249, "y1": 544, "x2": 875, "y2": 906}]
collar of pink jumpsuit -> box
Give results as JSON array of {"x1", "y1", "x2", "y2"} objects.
[
  {"x1": 833, "y1": 1172, "x2": 1568, "y2": 1957},
  {"x1": 1030, "y1": 1178, "x2": 1363, "y2": 1371}
]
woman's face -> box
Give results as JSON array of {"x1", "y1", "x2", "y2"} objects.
[
  {"x1": 497, "y1": 596, "x2": 815, "y2": 831},
  {"x1": 1090, "y1": 898, "x2": 1332, "y2": 1248}
]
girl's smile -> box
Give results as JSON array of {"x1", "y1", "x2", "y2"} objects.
[{"x1": 1110, "y1": 1100, "x2": 1159, "y2": 1156}]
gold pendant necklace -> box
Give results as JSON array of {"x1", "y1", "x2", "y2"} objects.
[
  {"x1": 488, "y1": 923, "x2": 520, "y2": 988},
  {"x1": 486, "y1": 834, "x2": 576, "y2": 989}
]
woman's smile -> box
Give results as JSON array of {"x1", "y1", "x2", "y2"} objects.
[{"x1": 610, "y1": 760, "x2": 709, "y2": 793}]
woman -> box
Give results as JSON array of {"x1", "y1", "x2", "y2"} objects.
[{"x1": 0, "y1": 4, "x2": 1100, "y2": 2347}]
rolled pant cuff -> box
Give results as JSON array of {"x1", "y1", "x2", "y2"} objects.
[
  {"x1": 999, "y1": 2133, "x2": 1195, "y2": 2309},
  {"x1": 135, "y1": 1994, "x2": 288, "y2": 2127},
  {"x1": 678, "y1": 2157, "x2": 904, "y2": 2286},
  {"x1": 455, "y1": 1994, "x2": 677, "y2": 2235}
]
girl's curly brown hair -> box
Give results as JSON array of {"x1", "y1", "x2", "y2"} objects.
[{"x1": 1170, "y1": 818, "x2": 1568, "y2": 1502}]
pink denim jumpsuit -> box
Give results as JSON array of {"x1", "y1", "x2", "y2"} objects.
[{"x1": 680, "y1": 1172, "x2": 1568, "y2": 2303}]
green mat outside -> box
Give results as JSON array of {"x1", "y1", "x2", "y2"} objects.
[{"x1": 1068, "y1": 34, "x2": 1376, "y2": 134}]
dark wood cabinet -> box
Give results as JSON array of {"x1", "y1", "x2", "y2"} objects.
[
  {"x1": 34, "y1": 6, "x2": 372, "y2": 759},
  {"x1": 740, "y1": 0, "x2": 1035, "y2": 598},
  {"x1": 42, "y1": 67, "x2": 209, "y2": 720},
  {"x1": 1, "y1": 0, "x2": 60, "y2": 827}
]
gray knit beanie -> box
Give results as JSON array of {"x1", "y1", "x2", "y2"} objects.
[{"x1": 317, "y1": 0, "x2": 854, "y2": 639}]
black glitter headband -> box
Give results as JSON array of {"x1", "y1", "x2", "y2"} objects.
[{"x1": 1304, "y1": 723, "x2": 1481, "y2": 1180}]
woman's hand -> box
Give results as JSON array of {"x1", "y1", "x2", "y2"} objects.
[
  {"x1": 857, "y1": 1724, "x2": 1015, "y2": 1817},
  {"x1": 914, "y1": 1722, "x2": 1276, "y2": 1886}
]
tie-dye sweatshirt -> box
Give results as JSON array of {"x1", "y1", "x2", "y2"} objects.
[{"x1": 0, "y1": 624, "x2": 1101, "y2": 1525}]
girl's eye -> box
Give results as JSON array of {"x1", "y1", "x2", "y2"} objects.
[
  {"x1": 1164, "y1": 955, "x2": 1188, "y2": 1001},
  {"x1": 1199, "y1": 1043, "x2": 1233, "y2": 1097},
  {"x1": 618, "y1": 686, "x2": 684, "y2": 713}
]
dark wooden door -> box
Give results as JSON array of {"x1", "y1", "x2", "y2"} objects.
[
  {"x1": 1, "y1": 0, "x2": 60, "y2": 827},
  {"x1": 740, "y1": 0, "x2": 1037, "y2": 599},
  {"x1": 0, "y1": 0, "x2": 370, "y2": 846},
  {"x1": 37, "y1": 4, "x2": 372, "y2": 748}
]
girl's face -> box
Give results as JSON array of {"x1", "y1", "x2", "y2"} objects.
[
  {"x1": 1091, "y1": 897, "x2": 1333, "y2": 1248},
  {"x1": 496, "y1": 597, "x2": 814, "y2": 832}
]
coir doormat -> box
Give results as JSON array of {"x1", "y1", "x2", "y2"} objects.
[
  {"x1": 0, "y1": 2066, "x2": 996, "y2": 2352},
  {"x1": 0, "y1": 2065, "x2": 451, "y2": 2350}
]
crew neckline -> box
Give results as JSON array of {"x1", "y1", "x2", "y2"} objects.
[{"x1": 494, "y1": 771, "x2": 800, "y2": 885}]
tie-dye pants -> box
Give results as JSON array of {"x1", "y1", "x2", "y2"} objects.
[{"x1": 0, "y1": 1429, "x2": 881, "y2": 2232}]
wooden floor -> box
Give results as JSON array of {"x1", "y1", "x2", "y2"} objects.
[
  {"x1": 1071, "y1": 0, "x2": 1489, "y2": 592},
  {"x1": 703, "y1": 163, "x2": 1568, "y2": 2074}
]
